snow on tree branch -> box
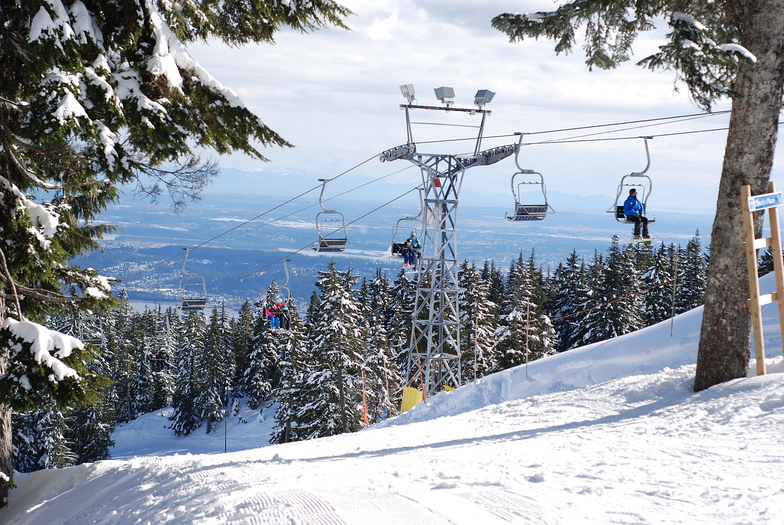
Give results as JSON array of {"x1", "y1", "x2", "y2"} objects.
[
  {"x1": 146, "y1": 0, "x2": 247, "y2": 110},
  {"x1": 719, "y1": 44, "x2": 757, "y2": 63},
  {"x1": 671, "y1": 12, "x2": 706, "y2": 31},
  {"x1": 0, "y1": 176, "x2": 61, "y2": 250},
  {"x1": 1, "y1": 318, "x2": 82, "y2": 384}
]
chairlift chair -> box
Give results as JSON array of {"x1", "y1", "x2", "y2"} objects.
[
  {"x1": 261, "y1": 259, "x2": 293, "y2": 330},
  {"x1": 313, "y1": 179, "x2": 350, "y2": 252},
  {"x1": 278, "y1": 258, "x2": 292, "y2": 304},
  {"x1": 391, "y1": 187, "x2": 424, "y2": 257},
  {"x1": 262, "y1": 259, "x2": 293, "y2": 307},
  {"x1": 606, "y1": 137, "x2": 656, "y2": 224},
  {"x1": 505, "y1": 133, "x2": 555, "y2": 222},
  {"x1": 79, "y1": 314, "x2": 104, "y2": 346},
  {"x1": 179, "y1": 248, "x2": 207, "y2": 311}
]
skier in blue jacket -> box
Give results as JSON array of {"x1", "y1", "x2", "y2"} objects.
[{"x1": 623, "y1": 188, "x2": 650, "y2": 239}]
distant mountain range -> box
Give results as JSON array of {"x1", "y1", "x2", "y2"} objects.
[{"x1": 77, "y1": 171, "x2": 715, "y2": 313}]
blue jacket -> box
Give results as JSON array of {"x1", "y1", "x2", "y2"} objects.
[{"x1": 623, "y1": 195, "x2": 645, "y2": 218}]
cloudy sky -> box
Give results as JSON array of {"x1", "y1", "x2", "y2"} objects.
[{"x1": 185, "y1": 0, "x2": 777, "y2": 212}]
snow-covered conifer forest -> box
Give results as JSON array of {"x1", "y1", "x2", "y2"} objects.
[{"x1": 12, "y1": 234, "x2": 712, "y2": 471}]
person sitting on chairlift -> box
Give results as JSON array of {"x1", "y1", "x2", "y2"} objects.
[
  {"x1": 401, "y1": 239, "x2": 415, "y2": 267},
  {"x1": 265, "y1": 303, "x2": 280, "y2": 330},
  {"x1": 408, "y1": 231, "x2": 421, "y2": 265},
  {"x1": 623, "y1": 189, "x2": 650, "y2": 239},
  {"x1": 273, "y1": 298, "x2": 290, "y2": 330}
]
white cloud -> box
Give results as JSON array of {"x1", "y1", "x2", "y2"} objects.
[{"x1": 184, "y1": 1, "x2": 782, "y2": 213}]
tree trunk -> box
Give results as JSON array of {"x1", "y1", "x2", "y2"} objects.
[
  {"x1": 337, "y1": 364, "x2": 347, "y2": 434},
  {"x1": 0, "y1": 298, "x2": 11, "y2": 507},
  {"x1": 694, "y1": 0, "x2": 784, "y2": 391}
]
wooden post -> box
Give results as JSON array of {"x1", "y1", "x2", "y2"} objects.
[
  {"x1": 741, "y1": 182, "x2": 784, "y2": 376},
  {"x1": 742, "y1": 185, "x2": 767, "y2": 375},
  {"x1": 764, "y1": 181, "x2": 784, "y2": 359}
]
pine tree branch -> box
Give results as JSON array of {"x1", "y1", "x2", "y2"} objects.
[
  {"x1": 0, "y1": 287, "x2": 69, "y2": 305},
  {"x1": 6, "y1": 147, "x2": 110, "y2": 191},
  {"x1": 0, "y1": 249, "x2": 20, "y2": 319}
]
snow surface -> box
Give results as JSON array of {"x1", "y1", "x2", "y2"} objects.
[{"x1": 4, "y1": 275, "x2": 784, "y2": 524}]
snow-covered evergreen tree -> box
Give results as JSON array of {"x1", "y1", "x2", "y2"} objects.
[
  {"x1": 231, "y1": 299, "x2": 256, "y2": 397},
  {"x1": 297, "y1": 263, "x2": 365, "y2": 439},
  {"x1": 67, "y1": 400, "x2": 115, "y2": 466},
  {"x1": 11, "y1": 411, "x2": 39, "y2": 474},
  {"x1": 458, "y1": 261, "x2": 498, "y2": 381},
  {"x1": 388, "y1": 268, "x2": 416, "y2": 372},
  {"x1": 146, "y1": 308, "x2": 177, "y2": 412},
  {"x1": 550, "y1": 251, "x2": 591, "y2": 352},
  {"x1": 481, "y1": 260, "x2": 505, "y2": 318},
  {"x1": 643, "y1": 243, "x2": 679, "y2": 326},
  {"x1": 198, "y1": 305, "x2": 234, "y2": 434},
  {"x1": 110, "y1": 307, "x2": 146, "y2": 422},
  {"x1": 527, "y1": 254, "x2": 558, "y2": 362},
  {"x1": 10, "y1": 310, "x2": 114, "y2": 470},
  {"x1": 270, "y1": 301, "x2": 310, "y2": 444},
  {"x1": 243, "y1": 286, "x2": 285, "y2": 410},
  {"x1": 169, "y1": 311, "x2": 206, "y2": 436},
  {"x1": 758, "y1": 247, "x2": 776, "y2": 276},
  {"x1": 581, "y1": 237, "x2": 644, "y2": 343},
  {"x1": 359, "y1": 275, "x2": 401, "y2": 423},
  {"x1": 12, "y1": 400, "x2": 75, "y2": 473},
  {"x1": 494, "y1": 252, "x2": 556, "y2": 371},
  {"x1": 675, "y1": 231, "x2": 708, "y2": 314}
]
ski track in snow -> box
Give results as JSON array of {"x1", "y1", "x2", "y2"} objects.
[{"x1": 8, "y1": 364, "x2": 784, "y2": 524}]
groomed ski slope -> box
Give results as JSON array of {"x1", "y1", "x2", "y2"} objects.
[{"x1": 3, "y1": 276, "x2": 784, "y2": 524}]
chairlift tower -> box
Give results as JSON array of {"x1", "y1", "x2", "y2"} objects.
[{"x1": 381, "y1": 85, "x2": 516, "y2": 398}]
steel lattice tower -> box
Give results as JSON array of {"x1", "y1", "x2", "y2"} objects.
[{"x1": 380, "y1": 89, "x2": 516, "y2": 398}]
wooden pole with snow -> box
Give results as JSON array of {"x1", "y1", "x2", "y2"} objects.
[{"x1": 741, "y1": 181, "x2": 784, "y2": 376}]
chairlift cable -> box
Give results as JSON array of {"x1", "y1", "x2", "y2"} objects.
[
  {"x1": 521, "y1": 114, "x2": 725, "y2": 145},
  {"x1": 208, "y1": 185, "x2": 421, "y2": 295},
  {"x1": 409, "y1": 110, "x2": 732, "y2": 147},
  {"x1": 225, "y1": 165, "x2": 415, "y2": 241},
  {"x1": 524, "y1": 126, "x2": 730, "y2": 146},
  {"x1": 120, "y1": 182, "x2": 324, "y2": 281},
  {"x1": 120, "y1": 154, "x2": 403, "y2": 281},
  {"x1": 520, "y1": 110, "x2": 731, "y2": 136}
]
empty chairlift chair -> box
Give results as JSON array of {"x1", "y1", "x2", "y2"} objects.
[
  {"x1": 313, "y1": 179, "x2": 350, "y2": 252},
  {"x1": 505, "y1": 133, "x2": 555, "y2": 221},
  {"x1": 79, "y1": 314, "x2": 104, "y2": 346},
  {"x1": 179, "y1": 248, "x2": 208, "y2": 311}
]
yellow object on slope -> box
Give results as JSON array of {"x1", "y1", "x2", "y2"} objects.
[{"x1": 400, "y1": 386, "x2": 423, "y2": 413}]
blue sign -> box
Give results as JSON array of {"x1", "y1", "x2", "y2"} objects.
[{"x1": 747, "y1": 192, "x2": 784, "y2": 212}]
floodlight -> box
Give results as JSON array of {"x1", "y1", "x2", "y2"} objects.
[
  {"x1": 474, "y1": 89, "x2": 495, "y2": 108},
  {"x1": 400, "y1": 84, "x2": 416, "y2": 104},
  {"x1": 434, "y1": 86, "x2": 455, "y2": 107}
]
